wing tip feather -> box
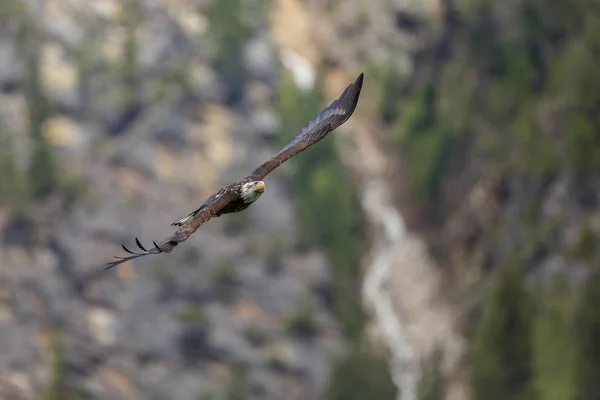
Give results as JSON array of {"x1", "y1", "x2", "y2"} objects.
[
  {"x1": 355, "y1": 72, "x2": 364, "y2": 88},
  {"x1": 135, "y1": 237, "x2": 148, "y2": 252}
]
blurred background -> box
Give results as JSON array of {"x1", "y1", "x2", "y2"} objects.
[{"x1": 1, "y1": 0, "x2": 599, "y2": 399}]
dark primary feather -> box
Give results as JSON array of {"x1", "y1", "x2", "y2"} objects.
[
  {"x1": 249, "y1": 72, "x2": 363, "y2": 180},
  {"x1": 104, "y1": 237, "x2": 178, "y2": 270},
  {"x1": 104, "y1": 191, "x2": 236, "y2": 269},
  {"x1": 105, "y1": 73, "x2": 364, "y2": 269}
]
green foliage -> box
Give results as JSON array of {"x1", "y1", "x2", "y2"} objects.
[
  {"x1": 370, "y1": 1, "x2": 600, "y2": 399},
  {"x1": 177, "y1": 304, "x2": 207, "y2": 326},
  {"x1": 285, "y1": 302, "x2": 318, "y2": 339},
  {"x1": 571, "y1": 226, "x2": 597, "y2": 261},
  {"x1": 206, "y1": 0, "x2": 251, "y2": 58},
  {"x1": 378, "y1": 62, "x2": 406, "y2": 123},
  {"x1": 275, "y1": 73, "x2": 366, "y2": 339},
  {"x1": 205, "y1": 0, "x2": 265, "y2": 99},
  {"x1": 531, "y1": 274, "x2": 577, "y2": 400},
  {"x1": 29, "y1": 142, "x2": 58, "y2": 199},
  {"x1": 471, "y1": 266, "x2": 537, "y2": 400},
  {"x1": 396, "y1": 84, "x2": 455, "y2": 217},
  {"x1": 0, "y1": 7, "x2": 95, "y2": 210},
  {"x1": 547, "y1": 26, "x2": 600, "y2": 174},
  {"x1": 276, "y1": 71, "x2": 387, "y2": 396},
  {"x1": 0, "y1": 130, "x2": 27, "y2": 207},
  {"x1": 6, "y1": 8, "x2": 89, "y2": 207},
  {"x1": 0, "y1": 0, "x2": 26, "y2": 21},
  {"x1": 388, "y1": 60, "x2": 478, "y2": 217},
  {"x1": 74, "y1": 26, "x2": 104, "y2": 116},
  {"x1": 573, "y1": 267, "x2": 600, "y2": 400},
  {"x1": 385, "y1": 0, "x2": 600, "y2": 219},
  {"x1": 20, "y1": 28, "x2": 91, "y2": 205},
  {"x1": 225, "y1": 362, "x2": 247, "y2": 400},
  {"x1": 417, "y1": 349, "x2": 446, "y2": 400},
  {"x1": 119, "y1": 0, "x2": 142, "y2": 104},
  {"x1": 325, "y1": 344, "x2": 396, "y2": 400},
  {"x1": 21, "y1": 20, "x2": 58, "y2": 200},
  {"x1": 42, "y1": 329, "x2": 81, "y2": 400}
]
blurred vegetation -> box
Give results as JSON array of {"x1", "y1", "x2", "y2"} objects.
[
  {"x1": 120, "y1": 0, "x2": 142, "y2": 104},
  {"x1": 43, "y1": 329, "x2": 81, "y2": 400},
  {"x1": 570, "y1": 226, "x2": 598, "y2": 261},
  {"x1": 469, "y1": 263, "x2": 600, "y2": 400},
  {"x1": 531, "y1": 275, "x2": 576, "y2": 400},
  {"x1": 206, "y1": 0, "x2": 267, "y2": 104},
  {"x1": 325, "y1": 344, "x2": 397, "y2": 400},
  {"x1": 275, "y1": 73, "x2": 366, "y2": 339},
  {"x1": 206, "y1": 0, "x2": 250, "y2": 72},
  {"x1": 477, "y1": 262, "x2": 600, "y2": 399},
  {"x1": 224, "y1": 362, "x2": 247, "y2": 400},
  {"x1": 417, "y1": 349, "x2": 446, "y2": 400},
  {"x1": 380, "y1": 0, "x2": 600, "y2": 218},
  {"x1": 573, "y1": 267, "x2": 600, "y2": 400},
  {"x1": 284, "y1": 301, "x2": 318, "y2": 339},
  {"x1": 177, "y1": 303, "x2": 208, "y2": 326},
  {"x1": 0, "y1": 1, "x2": 90, "y2": 213},
  {"x1": 0, "y1": 129, "x2": 27, "y2": 208},
  {"x1": 275, "y1": 72, "x2": 394, "y2": 397},
  {"x1": 374, "y1": 0, "x2": 600, "y2": 394},
  {"x1": 471, "y1": 266, "x2": 537, "y2": 400},
  {"x1": 21, "y1": 19, "x2": 59, "y2": 200}
]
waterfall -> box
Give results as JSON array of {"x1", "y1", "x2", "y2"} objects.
[
  {"x1": 361, "y1": 179, "x2": 418, "y2": 400},
  {"x1": 346, "y1": 121, "x2": 467, "y2": 400}
]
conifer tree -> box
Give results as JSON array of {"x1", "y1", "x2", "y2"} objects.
[
  {"x1": 325, "y1": 345, "x2": 396, "y2": 400},
  {"x1": 471, "y1": 266, "x2": 537, "y2": 400},
  {"x1": 417, "y1": 349, "x2": 446, "y2": 400},
  {"x1": 573, "y1": 268, "x2": 600, "y2": 400}
]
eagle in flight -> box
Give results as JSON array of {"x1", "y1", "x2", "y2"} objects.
[{"x1": 105, "y1": 73, "x2": 364, "y2": 270}]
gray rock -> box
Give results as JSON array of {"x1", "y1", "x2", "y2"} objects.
[
  {"x1": 0, "y1": 2, "x2": 348, "y2": 399},
  {"x1": 0, "y1": 39, "x2": 23, "y2": 93},
  {"x1": 244, "y1": 34, "x2": 278, "y2": 81}
]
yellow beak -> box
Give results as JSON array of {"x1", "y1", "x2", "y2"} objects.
[{"x1": 255, "y1": 181, "x2": 265, "y2": 193}]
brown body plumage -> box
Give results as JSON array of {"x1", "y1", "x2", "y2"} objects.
[{"x1": 105, "y1": 73, "x2": 364, "y2": 270}]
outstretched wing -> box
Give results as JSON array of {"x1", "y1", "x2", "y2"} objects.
[
  {"x1": 249, "y1": 72, "x2": 364, "y2": 180},
  {"x1": 104, "y1": 190, "x2": 236, "y2": 270},
  {"x1": 170, "y1": 186, "x2": 228, "y2": 227}
]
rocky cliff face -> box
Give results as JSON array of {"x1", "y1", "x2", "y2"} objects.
[{"x1": 1, "y1": 1, "x2": 350, "y2": 399}]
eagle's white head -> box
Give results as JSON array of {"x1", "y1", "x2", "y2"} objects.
[{"x1": 241, "y1": 180, "x2": 265, "y2": 203}]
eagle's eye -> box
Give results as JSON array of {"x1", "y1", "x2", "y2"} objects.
[{"x1": 254, "y1": 181, "x2": 265, "y2": 193}]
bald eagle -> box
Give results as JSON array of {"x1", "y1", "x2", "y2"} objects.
[{"x1": 105, "y1": 73, "x2": 364, "y2": 270}]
